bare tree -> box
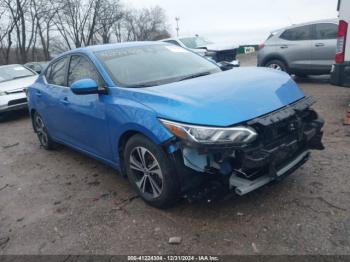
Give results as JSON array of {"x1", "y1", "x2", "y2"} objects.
[
  {"x1": 29, "y1": 0, "x2": 58, "y2": 60},
  {"x1": 97, "y1": 0, "x2": 123, "y2": 44},
  {"x1": 54, "y1": 0, "x2": 105, "y2": 48},
  {"x1": 121, "y1": 6, "x2": 170, "y2": 42},
  {"x1": 2, "y1": 0, "x2": 38, "y2": 63},
  {"x1": 0, "y1": 0, "x2": 171, "y2": 64},
  {"x1": 0, "y1": 5, "x2": 16, "y2": 64}
]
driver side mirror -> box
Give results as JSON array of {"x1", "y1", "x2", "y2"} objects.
[{"x1": 71, "y1": 78, "x2": 99, "y2": 95}]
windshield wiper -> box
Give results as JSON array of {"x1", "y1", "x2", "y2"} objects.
[
  {"x1": 126, "y1": 83, "x2": 154, "y2": 88},
  {"x1": 178, "y1": 71, "x2": 211, "y2": 82},
  {"x1": 12, "y1": 75, "x2": 32, "y2": 80}
]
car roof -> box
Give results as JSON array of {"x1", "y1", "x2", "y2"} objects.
[
  {"x1": 0, "y1": 64, "x2": 25, "y2": 69},
  {"x1": 25, "y1": 61, "x2": 47, "y2": 65},
  {"x1": 272, "y1": 18, "x2": 339, "y2": 33},
  {"x1": 161, "y1": 36, "x2": 202, "y2": 41}
]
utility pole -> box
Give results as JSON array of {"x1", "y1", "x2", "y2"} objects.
[{"x1": 175, "y1": 17, "x2": 180, "y2": 37}]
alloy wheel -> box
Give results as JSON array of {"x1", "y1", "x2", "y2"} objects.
[
  {"x1": 129, "y1": 146, "x2": 163, "y2": 198},
  {"x1": 268, "y1": 63, "x2": 283, "y2": 71},
  {"x1": 34, "y1": 114, "x2": 49, "y2": 147}
]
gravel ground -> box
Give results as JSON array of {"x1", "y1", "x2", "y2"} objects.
[{"x1": 0, "y1": 54, "x2": 350, "y2": 255}]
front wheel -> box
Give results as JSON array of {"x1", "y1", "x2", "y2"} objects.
[
  {"x1": 265, "y1": 59, "x2": 288, "y2": 73},
  {"x1": 124, "y1": 134, "x2": 180, "y2": 208}
]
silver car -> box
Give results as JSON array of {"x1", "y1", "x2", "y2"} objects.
[
  {"x1": 258, "y1": 19, "x2": 338, "y2": 76},
  {"x1": 161, "y1": 36, "x2": 240, "y2": 66},
  {"x1": 0, "y1": 64, "x2": 38, "y2": 116}
]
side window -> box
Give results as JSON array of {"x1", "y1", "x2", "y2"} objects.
[
  {"x1": 164, "y1": 40, "x2": 181, "y2": 46},
  {"x1": 315, "y1": 23, "x2": 338, "y2": 40},
  {"x1": 47, "y1": 57, "x2": 68, "y2": 86},
  {"x1": 68, "y1": 55, "x2": 104, "y2": 87},
  {"x1": 280, "y1": 25, "x2": 312, "y2": 41}
]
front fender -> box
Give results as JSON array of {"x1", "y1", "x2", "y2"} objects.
[{"x1": 106, "y1": 95, "x2": 174, "y2": 165}]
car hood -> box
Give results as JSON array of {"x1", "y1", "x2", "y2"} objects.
[
  {"x1": 198, "y1": 43, "x2": 238, "y2": 52},
  {"x1": 129, "y1": 68, "x2": 305, "y2": 127},
  {"x1": 0, "y1": 75, "x2": 38, "y2": 92}
]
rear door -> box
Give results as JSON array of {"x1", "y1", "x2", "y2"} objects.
[
  {"x1": 278, "y1": 24, "x2": 313, "y2": 71},
  {"x1": 310, "y1": 23, "x2": 338, "y2": 71},
  {"x1": 38, "y1": 56, "x2": 69, "y2": 139}
]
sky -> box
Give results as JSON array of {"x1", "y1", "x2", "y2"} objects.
[{"x1": 127, "y1": 0, "x2": 339, "y2": 45}]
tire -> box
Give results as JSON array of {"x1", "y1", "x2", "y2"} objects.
[
  {"x1": 295, "y1": 73, "x2": 308, "y2": 78},
  {"x1": 124, "y1": 134, "x2": 180, "y2": 208},
  {"x1": 265, "y1": 59, "x2": 288, "y2": 73},
  {"x1": 32, "y1": 112, "x2": 57, "y2": 150}
]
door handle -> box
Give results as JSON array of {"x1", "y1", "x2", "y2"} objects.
[
  {"x1": 60, "y1": 97, "x2": 69, "y2": 105},
  {"x1": 315, "y1": 43, "x2": 325, "y2": 47},
  {"x1": 280, "y1": 45, "x2": 288, "y2": 49},
  {"x1": 36, "y1": 91, "x2": 42, "y2": 97}
]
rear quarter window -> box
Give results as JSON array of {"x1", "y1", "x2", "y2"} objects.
[
  {"x1": 46, "y1": 57, "x2": 68, "y2": 86},
  {"x1": 315, "y1": 23, "x2": 338, "y2": 40},
  {"x1": 280, "y1": 25, "x2": 312, "y2": 41}
]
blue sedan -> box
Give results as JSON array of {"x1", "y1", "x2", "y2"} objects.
[{"x1": 27, "y1": 42, "x2": 324, "y2": 208}]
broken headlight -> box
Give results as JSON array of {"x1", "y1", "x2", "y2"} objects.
[{"x1": 160, "y1": 119, "x2": 257, "y2": 145}]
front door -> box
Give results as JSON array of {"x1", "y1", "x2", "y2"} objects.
[
  {"x1": 60, "y1": 55, "x2": 112, "y2": 159},
  {"x1": 278, "y1": 24, "x2": 314, "y2": 71}
]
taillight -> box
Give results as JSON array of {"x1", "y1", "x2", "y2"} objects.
[
  {"x1": 259, "y1": 44, "x2": 265, "y2": 50},
  {"x1": 336, "y1": 20, "x2": 348, "y2": 64}
]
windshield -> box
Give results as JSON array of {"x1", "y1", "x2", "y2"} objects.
[
  {"x1": 179, "y1": 37, "x2": 213, "y2": 49},
  {"x1": 0, "y1": 65, "x2": 35, "y2": 83},
  {"x1": 95, "y1": 44, "x2": 220, "y2": 87}
]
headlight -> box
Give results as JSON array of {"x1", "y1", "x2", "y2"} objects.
[
  {"x1": 160, "y1": 119, "x2": 257, "y2": 145},
  {"x1": 0, "y1": 91, "x2": 6, "y2": 96}
]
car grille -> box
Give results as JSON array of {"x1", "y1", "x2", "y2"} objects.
[
  {"x1": 5, "y1": 88, "x2": 25, "y2": 94},
  {"x1": 253, "y1": 109, "x2": 316, "y2": 149},
  {"x1": 8, "y1": 98, "x2": 27, "y2": 106},
  {"x1": 213, "y1": 49, "x2": 237, "y2": 63}
]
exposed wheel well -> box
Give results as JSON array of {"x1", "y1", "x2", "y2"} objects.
[
  {"x1": 118, "y1": 131, "x2": 140, "y2": 153},
  {"x1": 30, "y1": 109, "x2": 36, "y2": 118},
  {"x1": 30, "y1": 109, "x2": 37, "y2": 130},
  {"x1": 117, "y1": 130, "x2": 143, "y2": 176}
]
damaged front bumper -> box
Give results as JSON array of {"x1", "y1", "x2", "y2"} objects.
[{"x1": 166, "y1": 96, "x2": 324, "y2": 196}]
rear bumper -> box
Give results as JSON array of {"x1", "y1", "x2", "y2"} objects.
[{"x1": 330, "y1": 63, "x2": 350, "y2": 87}]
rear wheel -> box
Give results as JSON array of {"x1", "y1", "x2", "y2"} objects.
[
  {"x1": 265, "y1": 59, "x2": 288, "y2": 73},
  {"x1": 124, "y1": 134, "x2": 180, "y2": 208},
  {"x1": 295, "y1": 73, "x2": 308, "y2": 78},
  {"x1": 33, "y1": 112, "x2": 57, "y2": 150}
]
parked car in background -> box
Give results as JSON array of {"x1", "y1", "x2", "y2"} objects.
[
  {"x1": 0, "y1": 64, "x2": 37, "y2": 117},
  {"x1": 258, "y1": 19, "x2": 338, "y2": 76},
  {"x1": 331, "y1": 0, "x2": 350, "y2": 87},
  {"x1": 161, "y1": 36, "x2": 240, "y2": 67},
  {"x1": 24, "y1": 61, "x2": 48, "y2": 74},
  {"x1": 27, "y1": 42, "x2": 324, "y2": 208}
]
